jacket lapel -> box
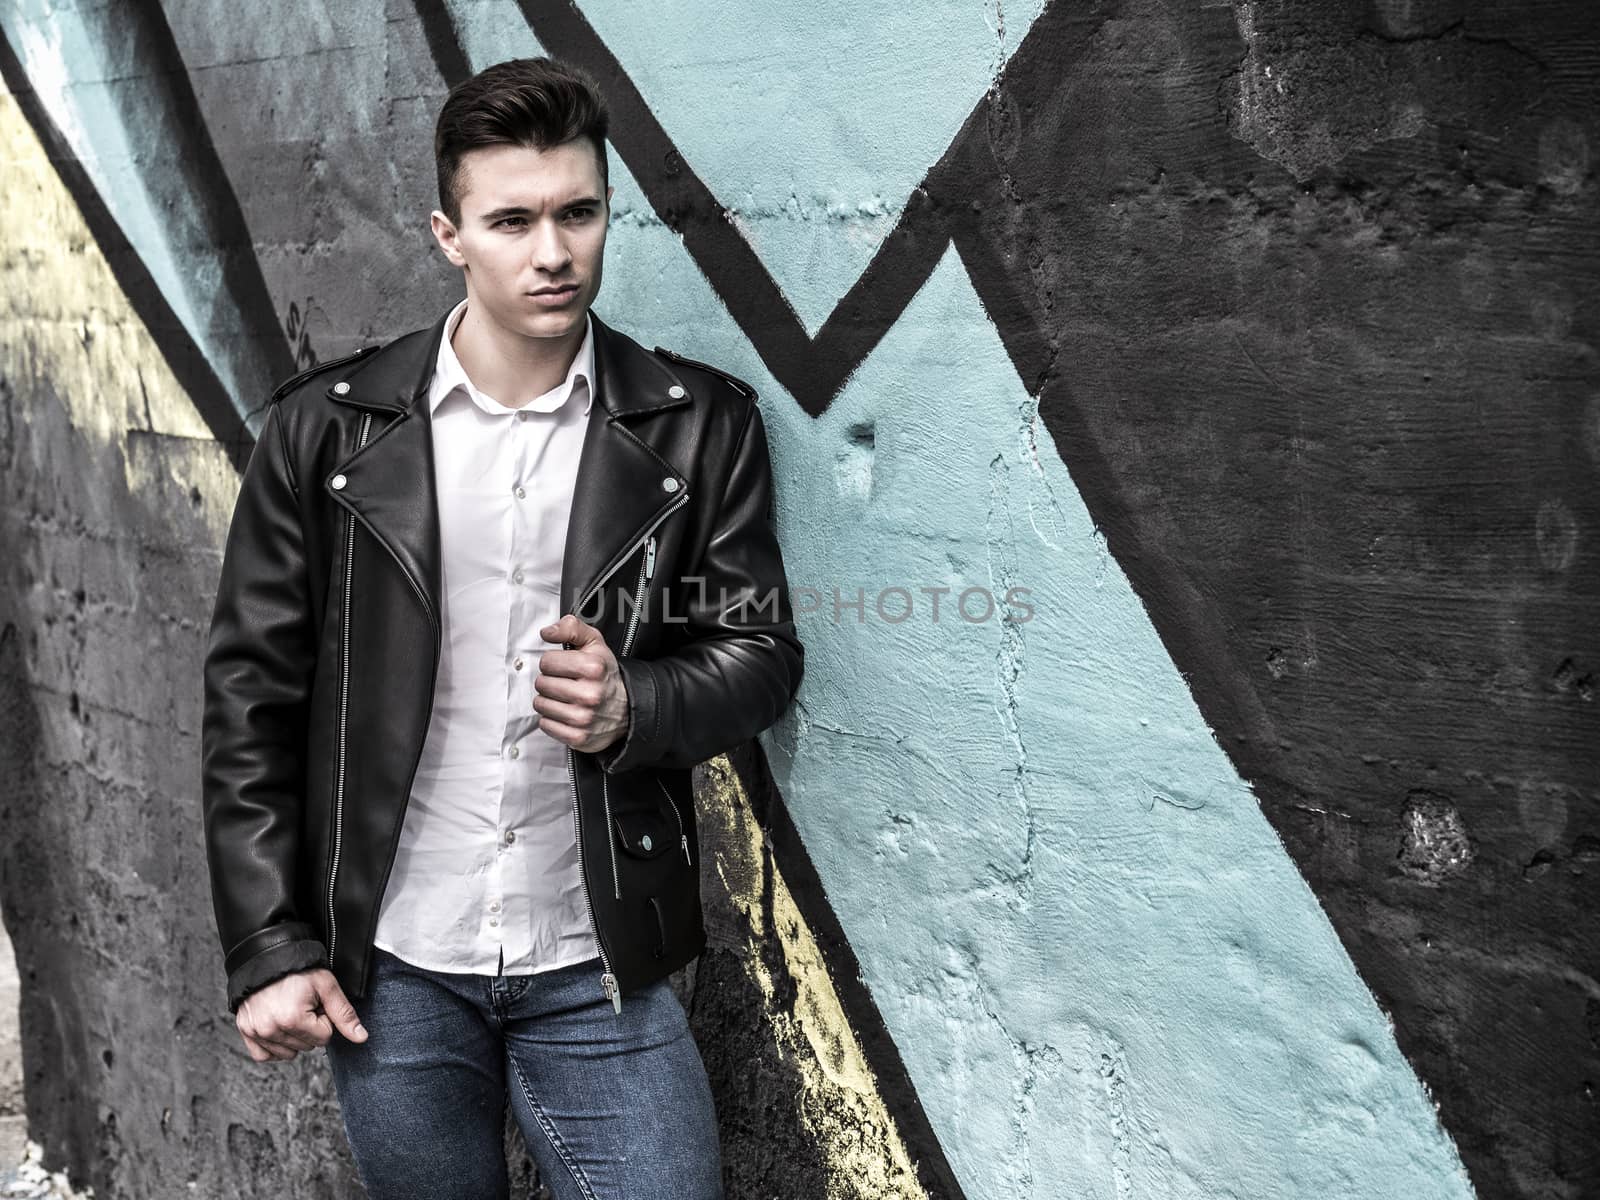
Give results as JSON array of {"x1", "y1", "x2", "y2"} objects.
[
  {"x1": 322, "y1": 307, "x2": 696, "y2": 632},
  {"x1": 560, "y1": 312, "x2": 694, "y2": 616},
  {"x1": 324, "y1": 317, "x2": 445, "y2": 630}
]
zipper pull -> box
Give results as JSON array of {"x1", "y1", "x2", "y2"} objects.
[
  {"x1": 681, "y1": 834, "x2": 692, "y2": 866},
  {"x1": 644, "y1": 536, "x2": 657, "y2": 581},
  {"x1": 602, "y1": 971, "x2": 622, "y2": 1014}
]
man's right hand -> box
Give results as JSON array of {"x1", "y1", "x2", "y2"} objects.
[{"x1": 234, "y1": 967, "x2": 368, "y2": 1063}]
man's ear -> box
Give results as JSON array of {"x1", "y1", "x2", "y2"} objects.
[{"x1": 429, "y1": 210, "x2": 466, "y2": 268}]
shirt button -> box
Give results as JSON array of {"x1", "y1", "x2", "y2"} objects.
[
  {"x1": 517, "y1": 411, "x2": 530, "y2": 422},
  {"x1": 504, "y1": 830, "x2": 517, "y2": 845},
  {"x1": 512, "y1": 569, "x2": 525, "y2": 584},
  {"x1": 514, "y1": 486, "x2": 526, "y2": 499},
  {"x1": 488, "y1": 917, "x2": 499, "y2": 928},
  {"x1": 489, "y1": 900, "x2": 501, "y2": 913},
  {"x1": 513, "y1": 657, "x2": 524, "y2": 671},
  {"x1": 507, "y1": 745, "x2": 520, "y2": 760}
]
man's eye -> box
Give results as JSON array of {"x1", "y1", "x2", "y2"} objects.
[
  {"x1": 566, "y1": 208, "x2": 595, "y2": 221},
  {"x1": 494, "y1": 216, "x2": 526, "y2": 229}
]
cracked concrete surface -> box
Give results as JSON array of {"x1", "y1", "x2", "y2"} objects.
[{"x1": 1, "y1": 0, "x2": 1593, "y2": 1196}]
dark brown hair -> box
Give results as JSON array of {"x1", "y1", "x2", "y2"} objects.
[{"x1": 434, "y1": 57, "x2": 609, "y2": 224}]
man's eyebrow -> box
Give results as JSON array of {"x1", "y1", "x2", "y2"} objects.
[
  {"x1": 479, "y1": 197, "x2": 603, "y2": 222},
  {"x1": 479, "y1": 205, "x2": 530, "y2": 223}
]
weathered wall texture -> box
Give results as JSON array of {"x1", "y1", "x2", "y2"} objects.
[{"x1": 0, "y1": 1, "x2": 1595, "y2": 1198}]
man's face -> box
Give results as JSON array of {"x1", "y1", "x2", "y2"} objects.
[{"x1": 430, "y1": 138, "x2": 613, "y2": 342}]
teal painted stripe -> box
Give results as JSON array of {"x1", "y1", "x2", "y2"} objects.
[
  {"x1": 598, "y1": 210, "x2": 1474, "y2": 1194},
  {"x1": 1, "y1": 0, "x2": 291, "y2": 433},
  {"x1": 576, "y1": 0, "x2": 1047, "y2": 335}
]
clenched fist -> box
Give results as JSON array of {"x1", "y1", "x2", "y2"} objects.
[
  {"x1": 534, "y1": 614, "x2": 630, "y2": 753},
  {"x1": 235, "y1": 967, "x2": 368, "y2": 1063}
]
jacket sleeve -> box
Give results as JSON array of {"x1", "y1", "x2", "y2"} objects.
[
  {"x1": 597, "y1": 399, "x2": 804, "y2": 774},
  {"x1": 201, "y1": 402, "x2": 329, "y2": 1012}
]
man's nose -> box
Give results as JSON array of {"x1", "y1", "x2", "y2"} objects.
[{"x1": 529, "y1": 221, "x2": 571, "y2": 272}]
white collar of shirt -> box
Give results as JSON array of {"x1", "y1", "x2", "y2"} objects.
[{"x1": 428, "y1": 298, "x2": 595, "y2": 418}]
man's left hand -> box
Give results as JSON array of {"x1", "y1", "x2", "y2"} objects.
[{"x1": 533, "y1": 614, "x2": 629, "y2": 753}]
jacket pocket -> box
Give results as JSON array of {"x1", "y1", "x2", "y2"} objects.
[
  {"x1": 608, "y1": 773, "x2": 694, "y2": 896},
  {"x1": 612, "y1": 807, "x2": 675, "y2": 859}
]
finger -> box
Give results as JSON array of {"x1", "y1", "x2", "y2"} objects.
[
  {"x1": 535, "y1": 716, "x2": 583, "y2": 746},
  {"x1": 247, "y1": 1034, "x2": 299, "y2": 1062},
  {"x1": 251, "y1": 1025, "x2": 306, "y2": 1055},
  {"x1": 535, "y1": 647, "x2": 604, "y2": 680},
  {"x1": 299, "y1": 1012, "x2": 336, "y2": 1046},
  {"x1": 313, "y1": 975, "x2": 369, "y2": 1043},
  {"x1": 532, "y1": 670, "x2": 602, "y2": 703},
  {"x1": 533, "y1": 695, "x2": 595, "y2": 729},
  {"x1": 540, "y1": 614, "x2": 600, "y2": 647},
  {"x1": 275, "y1": 1026, "x2": 323, "y2": 1052}
]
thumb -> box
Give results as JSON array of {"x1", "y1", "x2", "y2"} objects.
[
  {"x1": 542, "y1": 613, "x2": 601, "y2": 649},
  {"x1": 313, "y1": 973, "x2": 368, "y2": 1043}
]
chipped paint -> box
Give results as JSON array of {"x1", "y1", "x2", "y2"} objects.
[
  {"x1": 0, "y1": 92, "x2": 230, "y2": 537},
  {"x1": 698, "y1": 757, "x2": 928, "y2": 1200}
]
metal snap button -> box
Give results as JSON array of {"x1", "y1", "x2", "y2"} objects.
[
  {"x1": 661, "y1": 477, "x2": 679, "y2": 493},
  {"x1": 640, "y1": 834, "x2": 653, "y2": 851},
  {"x1": 667, "y1": 384, "x2": 686, "y2": 399},
  {"x1": 332, "y1": 381, "x2": 350, "y2": 396},
  {"x1": 330, "y1": 474, "x2": 347, "y2": 490}
]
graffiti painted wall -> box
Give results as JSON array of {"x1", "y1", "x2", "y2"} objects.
[{"x1": 1, "y1": 1, "x2": 1596, "y2": 1197}]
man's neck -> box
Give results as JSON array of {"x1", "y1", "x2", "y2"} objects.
[{"x1": 449, "y1": 300, "x2": 586, "y2": 409}]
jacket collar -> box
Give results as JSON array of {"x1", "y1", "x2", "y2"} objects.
[
  {"x1": 428, "y1": 300, "x2": 596, "y2": 418},
  {"x1": 322, "y1": 306, "x2": 696, "y2": 628}
]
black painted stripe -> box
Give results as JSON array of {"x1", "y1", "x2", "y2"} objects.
[
  {"x1": 126, "y1": 0, "x2": 296, "y2": 393},
  {"x1": 507, "y1": 2, "x2": 1105, "y2": 417},
  {"x1": 512, "y1": 0, "x2": 836, "y2": 408},
  {"x1": 726, "y1": 741, "x2": 970, "y2": 1200},
  {"x1": 0, "y1": 23, "x2": 252, "y2": 470},
  {"x1": 413, "y1": 0, "x2": 472, "y2": 96},
  {"x1": 506, "y1": 0, "x2": 959, "y2": 415}
]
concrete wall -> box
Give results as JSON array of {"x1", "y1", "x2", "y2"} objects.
[{"x1": 0, "y1": 2, "x2": 1595, "y2": 1198}]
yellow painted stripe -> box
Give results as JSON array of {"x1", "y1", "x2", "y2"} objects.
[{"x1": 699, "y1": 756, "x2": 929, "y2": 1199}]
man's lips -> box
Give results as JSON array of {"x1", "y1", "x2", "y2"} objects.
[{"x1": 528, "y1": 284, "x2": 580, "y2": 305}]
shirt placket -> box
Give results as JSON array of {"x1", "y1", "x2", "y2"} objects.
[{"x1": 496, "y1": 406, "x2": 539, "y2": 956}]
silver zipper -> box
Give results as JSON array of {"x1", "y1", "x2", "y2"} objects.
[
  {"x1": 566, "y1": 490, "x2": 689, "y2": 1014},
  {"x1": 602, "y1": 772, "x2": 621, "y2": 903},
  {"x1": 658, "y1": 778, "x2": 692, "y2": 866},
  {"x1": 568, "y1": 747, "x2": 622, "y2": 1011},
  {"x1": 618, "y1": 535, "x2": 654, "y2": 659},
  {"x1": 327, "y1": 410, "x2": 373, "y2": 963},
  {"x1": 600, "y1": 535, "x2": 660, "y2": 904}
]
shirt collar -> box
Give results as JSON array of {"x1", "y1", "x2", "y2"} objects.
[{"x1": 428, "y1": 298, "x2": 594, "y2": 417}]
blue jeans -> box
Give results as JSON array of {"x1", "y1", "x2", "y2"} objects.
[{"x1": 324, "y1": 947, "x2": 723, "y2": 1199}]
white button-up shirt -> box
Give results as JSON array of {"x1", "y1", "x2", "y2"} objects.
[{"x1": 372, "y1": 298, "x2": 599, "y2": 975}]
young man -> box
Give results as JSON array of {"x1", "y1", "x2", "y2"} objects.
[{"x1": 200, "y1": 57, "x2": 803, "y2": 1199}]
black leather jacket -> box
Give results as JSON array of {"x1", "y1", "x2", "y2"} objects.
[{"x1": 200, "y1": 308, "x2": 804, "y2": 1014}]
